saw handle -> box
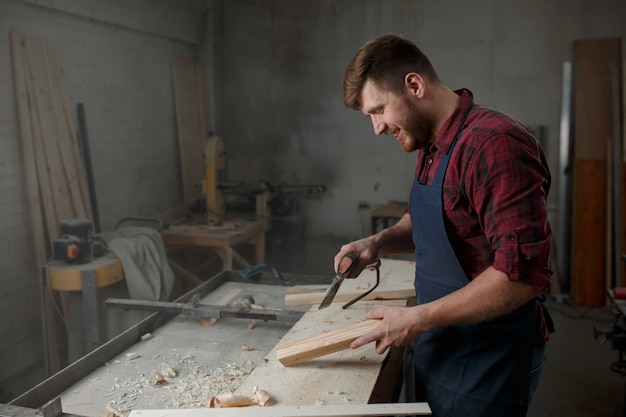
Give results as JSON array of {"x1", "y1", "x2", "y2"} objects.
[{"x1": 337, "y1": 252, "x2": 358, "y2": 276}]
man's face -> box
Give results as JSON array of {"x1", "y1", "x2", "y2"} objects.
[{"x1": 360, "y1": 79, "x2": 435, "y2": 152}]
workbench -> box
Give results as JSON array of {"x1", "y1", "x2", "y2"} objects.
[
  {"x1": 9, "y1": 263, "x2": 420, "y2": 416},
  {"x1": 161, "y1": 219, "x2": 265, "y2": 270}
]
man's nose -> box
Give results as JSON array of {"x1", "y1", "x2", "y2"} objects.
[{"x1": 371, "y1": 115, "x2": 385, "y2": 136}]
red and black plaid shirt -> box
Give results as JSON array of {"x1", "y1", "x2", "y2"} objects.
[{"x1": 414, "y1": 89, "x2": 552, "y2": 294}]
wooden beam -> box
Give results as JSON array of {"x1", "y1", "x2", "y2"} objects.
[
  {"x1": 128, "y1": 402, "x2": 431, "y2": 416},
  {"x1": 277, "y1": 319, "x2": 381, "y2": 367},
  {"x1": 571, "y1": 38, "x2": 622, "y2": 306},
  {"x1": 285, "y1": 288, "x2": 415, "y2": 306},
  {"x1": 172, "y1": 58, "x2": 207, "y2": 205}
]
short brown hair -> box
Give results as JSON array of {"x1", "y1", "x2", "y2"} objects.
[{"x1": 343, "y1": 34, "x2": 439, "y2": 110}]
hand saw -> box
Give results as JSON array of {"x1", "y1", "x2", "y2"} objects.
[{"x1": 318, "y1": 252, "x2": 359, "y2": 309}]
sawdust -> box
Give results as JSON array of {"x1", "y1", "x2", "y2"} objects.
[{"x1": 103, "y1": 350, "x2": 255, "y2": 414}]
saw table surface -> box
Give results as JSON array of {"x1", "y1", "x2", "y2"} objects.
[{"x1": 59, "y1": 281, "x2": 306, "y2": 415}]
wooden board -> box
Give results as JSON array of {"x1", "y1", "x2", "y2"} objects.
[
  {"x1": 571, "y1": 38, "x2": 622, "y2": 306},
  {"x1": 285, "y1": 258, "x2": 415, "y2": 306},
  {"x1": 172, "y1": 58, "x2": 210, "y2": 205},
  {"x1": 128, "y1": 402, "x2": 431, "y2": 416},
  {"x1": 573, "y1": 38, "x2": 621, "y2": 160},
  {"x1": 571, "y1": 160, "x2": 607, "y2": 306},
  {"x1": 232, "y1": 300, "x2": 405, "y2": 407},
  {"x1": 277, "y1": 319, "x2": 381, "y2": 366},
  {"x1": 10, "y1": 32, "x2": 93, "y2": 372}
]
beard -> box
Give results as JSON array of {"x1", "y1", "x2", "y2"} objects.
[{"x1": 397, "y1": 96, "x2": 436, "y2": 152}]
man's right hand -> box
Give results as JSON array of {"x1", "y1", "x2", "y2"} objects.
[
  {"x1": 333, "y1": 237, "x2": 380, "y2": 278},
  {"x1": 334, "y1": 212, "x2": 414, "y2": 278}
]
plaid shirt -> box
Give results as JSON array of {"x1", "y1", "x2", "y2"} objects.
[{"x1": 414, "y1": 89, "x2": 552, "y2": 294}]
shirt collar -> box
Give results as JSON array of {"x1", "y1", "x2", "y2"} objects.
[{"x1": 433, "y1": 88, "x2": 474, "y2": 155}]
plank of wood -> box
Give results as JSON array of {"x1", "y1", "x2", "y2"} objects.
[
  {"x1": 277, "y1": 319, "x2": 380, "y2": 366},
  {"x1": 22, "y1": 36, "x2": 60, "y2": 243},
  {"x1": 10, "y1": 32, "x2": 61, "y2": 372},
  {"x1": 128, "y1": 402, "x2": 432, "y2": 416},
  {"x1": 45, "y1": 40, "x2": 92, "y2": 220},
  {"x1": 285, "y1": 258, "x2": 415, "y2": 306},
  {"x1": 573, "y1": 38, "x2": 621, "y2": 160},
  {"x1": 285, "y1": 284, "x2": 328, "y2": 295},
  {"x1": 286, "y1": 288, "x2": 414, "y2": 306},
  {"x1": 199, "y1": 287, "x2": 243, "y2": 326},
  {"x1": 10, "y1": 32, "x2": 47, "y2": 264},
  {"x1": 26, "y1": 37, "x2": 76, "y2": 226},
  {"x1": 172, "y1": 58, "x2": 207, "y2": 205},
  {"x1": 571, "y1": 160, "x2": 607, "y2": 306},
  {"x1": 571, "y1": 38, "x2": 621, "y2": 306}
]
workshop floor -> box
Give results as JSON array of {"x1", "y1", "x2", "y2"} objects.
[
  {"x1": 528, "y1": 298, "x2": 623, "y2": 417},
  {"x1": 265, "y1": 232, "x2": 626, "y2": 417}
]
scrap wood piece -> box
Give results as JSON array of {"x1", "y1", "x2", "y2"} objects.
[
  {"x1": 128, "y1": 402, "x2": 431, "y2": 416},
  {"x1": 277, "y1": 319, "x2": 381, "y2": 366}
]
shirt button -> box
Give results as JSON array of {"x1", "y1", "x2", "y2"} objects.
[
  {"x1": 427, "y1": 158, "x2": 433, "y2": 164},
  {"x1": 508, "y1": 235, "x2": 516, "y2": 241}
]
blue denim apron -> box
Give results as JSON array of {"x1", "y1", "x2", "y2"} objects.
[{"x1": 410, "y1": 103, "x2": 536, "y2": 417}]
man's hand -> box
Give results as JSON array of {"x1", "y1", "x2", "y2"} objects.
[
  {"x1": 334, "y1": 213, "x2": 414, "y2": 278},
  {"x1": 334, "y1": 237, "x2": 380, "y2": 278},
  {"x1": 351, "y1": 305, "x2": 425, "y2": 354}
]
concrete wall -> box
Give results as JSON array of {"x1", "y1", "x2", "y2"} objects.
[
  {"x1": 0, "y1": 0, "x2": 205, "y2": 399},
  {"x1": 215, "y1": 0, "x2": 626, "y2": 241}
]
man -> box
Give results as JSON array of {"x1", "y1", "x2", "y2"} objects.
[{"x1": 335, "y1": 34, "x2": 553, "y2": 417}]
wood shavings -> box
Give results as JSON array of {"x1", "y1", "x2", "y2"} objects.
[
  {"x1": 251, "y1": 386, "x2": 272, "y2": 406},
  {"x1": 248, "y1": 320, "x2": 256, "y2": 329},
  {"x1": 242, "y1": 344, "x2": 254, "y2": 351},
  {"x1": 162, "y1": 367, "x2": 177, "y2": 378},
  {"x1": 154, "y1": 373, "x2": 166, "y2": 385},
  {"x1": 140, "y1": 333, "x2": 153, "y2": 341},
  {"x1": 104, "y1": 356, "x2": 255, "y2": 413},
  {"x1": 209, "y1": 385, "x2": 273, "y2": 408},
  {"x1": 104, "y1": 403, "x2": 126, "y2": 417},
  {"x1": 125, "y1": 352, "x2": 139, "y2": 361}
]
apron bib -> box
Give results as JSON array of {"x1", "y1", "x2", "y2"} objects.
[{"x1": 409, "y1": 103, "x2": 536, "y2": 417}]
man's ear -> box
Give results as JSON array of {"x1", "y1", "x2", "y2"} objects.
[{"x1": 405, "y1": 72, "x2": 425, "y2": 98}]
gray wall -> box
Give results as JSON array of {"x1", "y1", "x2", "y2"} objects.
[{"x1": 1, "y1": 0, "x2": 626, "y2": 403}]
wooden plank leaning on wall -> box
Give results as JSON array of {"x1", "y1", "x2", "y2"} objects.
[
  {"x1": 570, "y1": 38, "x2": 622, "y2": 307},
  {"x1": 10, "y1": 32, "x2": 93, "y2": 372}
]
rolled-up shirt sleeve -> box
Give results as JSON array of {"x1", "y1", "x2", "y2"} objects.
[{"x1": 469, "y1": 132, "x2": 552, "y2": 293}]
